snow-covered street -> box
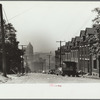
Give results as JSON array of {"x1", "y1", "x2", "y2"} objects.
[{"x1": 2, "y1": 73, "x2": 100, "y2": 83}]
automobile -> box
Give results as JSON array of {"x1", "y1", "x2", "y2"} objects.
[
  {"x1": 55, "y1": 67, "x2": 63, "y2": 75},
  {"x1": 77, "y1": 70, "x2": 86, "y2": 76},
  {"x1": 61, "y1": 62, "x2": 79, "y2": 77},
  {"x1": 48, "y1": 69, "x2": 55, "y2": 74}
]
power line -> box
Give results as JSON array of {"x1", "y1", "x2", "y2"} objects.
[
  {"x1": 8, "y1": 7, "x2": 33, "y2": 21},
  {"x1": 73, "y1": 12, "x2": 93, "y2": 37},
  {"x1": 3, "y1": 7, "x2": 9, "y2": 23}
]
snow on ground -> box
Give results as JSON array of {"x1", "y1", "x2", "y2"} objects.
[
  {"x1": 2, "y1": 73, "x2": 100, "y2": 84},
  {"x1": 0, "y1": 74, "x2": 11, "y2": 83}
]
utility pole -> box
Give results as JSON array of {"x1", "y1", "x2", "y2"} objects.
[
  {"x1": 47, "y1": 52, "x2": 51, "y2": 70},
  {"x1": 98, "y1": 27, "x2": 100, "y2": 78},
  {"x1": 44, "y1": 59, "x2": 46, "y2": 73},
  {"x1": 56, "y1": 41, "x2": 65, "y2": 67},
  {"x1": 19, "y1": 45, "x2": 27, "y2": 75},
  {"x1": 0, "y1": 4, "x2": 7, "y2": 77},
  {"x1": 42, "y1": 61, "x2": 43, "y2": 71}
]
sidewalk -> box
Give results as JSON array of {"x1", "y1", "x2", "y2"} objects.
[
  {"x1": 0, "y1": 74, "x2": 10, "y2": 83},
  {"x1": 82, "y1": 74, "x2": 100, "y2": 80},
  {"x1": 0, "y1": 73, "x2": 23, "y2": 83}
]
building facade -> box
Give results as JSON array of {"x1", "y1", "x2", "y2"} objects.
[{"x1": 55, "y1": 25, "x2": 100, "y2": 77}]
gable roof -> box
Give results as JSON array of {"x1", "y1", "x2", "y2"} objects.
[
  {"x1": 75, "y1": 36, "x2": 81, "y2": 42},
  {"x1": 80, "y1": 30, "x2": 85, "y2": 37},
  {"x1": 68, "y1": 41, "x2": 73, "y2": 46},
  {"x1": 85, "y1": 28, "x2": 95, "y2": 35},
  {"x1": 65, "y1": 42, "x2": 68, "y2": 46},
  {"x1": 71, "y1": 38, "x2": 75, "y2": 43}
]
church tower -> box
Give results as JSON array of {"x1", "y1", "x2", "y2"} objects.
[
  {"x1": 25, "y1": 42, "x2": 34, "y2": 71},
  {"x1": 26, "y1": 42, "x2": 34, "y2": 59}
]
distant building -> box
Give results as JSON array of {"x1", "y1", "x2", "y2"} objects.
[
  {"x1": 33, "y1": 52, "x2": 55, "y2": 73},
  {"x1": 25, "y1": 42, "x2": 34, "y2": 72}
]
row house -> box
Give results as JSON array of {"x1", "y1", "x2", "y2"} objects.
[
  {"x1": 85, "y1": 27, "x2": 98, "y2": 76},
  {"x1": 71, "y1": 36, "x2": 80, "y2": 71},
  {"x1": 64, "y1": 41, "x2": 72, "y2": 62},
  {"x1": 55, "y1": 25, "x2": 100, "y2": 77},
  {"x1": 79, "y1": 28, "x2": 95, "y2": 74},
  {"x1": 89, "y1": 25, "x2": 100, "y2": 77},
  {"x1": 78, "y1": 28, "x2": 97, "y2": 75}
]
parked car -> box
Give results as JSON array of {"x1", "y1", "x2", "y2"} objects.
[
  {"x1": 55, "y1": 67, "x2": 63, "y2": 75},
  {"x1": 77, "y1": 70, "x2": 86, "y2": 76},
  {"x1": 61, "y1": 62, "x2": 79, "y2": 77},
  {"x1": 48, "y1": 69, "x2": 55, "y2": 74}
]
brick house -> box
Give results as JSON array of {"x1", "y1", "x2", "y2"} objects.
[
  {"x1": 55, "y1": 25, "x2": 100, "y2": 77},
  {"x1": 79, "y1": 30, "x2": 90, "y2": 74},
  {"x1": 88, "y1": 25, "x2": 100, "y2": 77}
]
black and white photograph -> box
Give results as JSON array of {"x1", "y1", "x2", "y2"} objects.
[{"x1": 0, "y1": 1, "x2": 100, "y2": 99}]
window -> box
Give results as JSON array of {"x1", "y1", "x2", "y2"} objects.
[
  {"x1": 93, "y1": 60, "x2": 97, "y2": 69},
  {"x1": 77, "y1": 42, "x2": 80, "y2": 46},
  {"x1": 76, "y1": 51, "x2": 78, "y2": 58},
  {"x1": 74, "y1": 43, "x2": 75, "y2": 46},
  {"x1": 71, "y1": 51, "x2": 73, "y2": 58},
  {"x1": 83, "y1": 36, "x2": 85, "y2": 41}
]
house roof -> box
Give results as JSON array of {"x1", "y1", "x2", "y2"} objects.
[
  {"x1": 75, "y1": 36, "x2": 81, "y2": 42},
  {"x1": 85, "y1": 28, "x2": 95, "y2": 35},
  {"x1": 93, "y1": 24, "x2": 100, "y2": 29},
  {"x1": 80, "y1": 30, "x2": 85, "y2": 37},
  {"x1": 71, "y1": 38, "x2": 75, "y2": 43},
  {"x1": 68, "y1": 41, "x2": 73, "y2": 46},
  {"x1": 65, "y1": 42, "x2": 68, "y2": 46}
]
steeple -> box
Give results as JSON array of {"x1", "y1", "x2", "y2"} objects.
[
  {"x1": 25, "y1": 42, "x2": 34, "y2": 72},
  {"x1": 26, "y1": 42, "x2": 34, "y2": 56}
]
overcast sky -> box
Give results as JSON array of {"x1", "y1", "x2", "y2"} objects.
[{"x1": 0, "y1": 1, "x2": 100, "y2": 53}]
